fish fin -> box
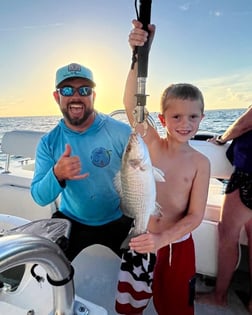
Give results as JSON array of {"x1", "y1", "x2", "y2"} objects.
[
  {"x1": 153, "y1": 202, "x2": 163, "y2": 217},
  {"x1": 153, "y1": 166, "x2": 166, "y2": 182},
  {"x1": 120, "y1": 227, "x2": 140, "y2": 250},
  {"x1": 120, "y1": 235, "x2": 131, "y2": 250}
]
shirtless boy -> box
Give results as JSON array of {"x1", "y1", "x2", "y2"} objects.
[{"x1": 116, "y1": 20, "x2": 210, "y2": 315}]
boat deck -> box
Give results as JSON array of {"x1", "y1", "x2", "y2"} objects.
[
  {"x1": 71, "y1": 244, "x2": 251, "y2": 315},
  {"x1": 196, "y1": 269, "x2": 250, "y2": 315}
]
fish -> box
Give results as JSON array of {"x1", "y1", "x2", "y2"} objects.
[{"x1": 114, "y1": 132, "x2": 165, "y2": 249}]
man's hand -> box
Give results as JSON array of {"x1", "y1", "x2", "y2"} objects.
[{"x1": 54, "y1": 144, "x2": 89, "y2": 181}]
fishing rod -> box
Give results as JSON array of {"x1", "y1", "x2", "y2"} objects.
[{"x1": 133, "y1": 0, "x2": 152, "y2": 124}]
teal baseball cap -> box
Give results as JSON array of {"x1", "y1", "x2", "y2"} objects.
[{"x1": 55, "y1": 63, "x2": 96, "y2": 88}]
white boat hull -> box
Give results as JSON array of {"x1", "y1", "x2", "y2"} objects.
[{"x1": 0, "y1": 124, "x2": 249, "y2": 314}]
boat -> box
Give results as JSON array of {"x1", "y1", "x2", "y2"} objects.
[{"x1": 0, "y1": 110, "x2": 250, "y2": 314}]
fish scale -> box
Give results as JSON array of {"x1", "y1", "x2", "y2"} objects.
[{"x1": 114, "y1": 132, "x2": 165, "y2": 248}]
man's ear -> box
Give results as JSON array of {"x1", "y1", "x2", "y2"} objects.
[
  {"x1": 53, "y1": 91, "x2": 60, "y2": 104},
  {"x1": 158, "y1": 114, "x2": 166, "y2": 127},
  {"x1": 92, "y1": 90, "x2": 96, "y2": 102}
]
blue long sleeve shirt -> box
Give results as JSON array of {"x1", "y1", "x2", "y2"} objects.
[{"x1": 31, "y1": 113, "x2": 131, "y2": 226}]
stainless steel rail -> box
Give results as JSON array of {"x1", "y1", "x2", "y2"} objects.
[{"x1": 0, "y1": 234, "x2": 74, "y2": 315}]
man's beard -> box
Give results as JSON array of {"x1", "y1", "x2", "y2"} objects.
[{"x1": 62, "y1": 107, "x2": 94, "y2": 126}]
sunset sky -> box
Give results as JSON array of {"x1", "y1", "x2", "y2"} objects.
[{"x1": 1, "y1": 0, "x2": 252, "y2": 117}]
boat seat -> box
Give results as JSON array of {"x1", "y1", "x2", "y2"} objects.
[
  {"x1": 1, "y1": 130, "x2": 45, "y2": 173},
  {"x1": 0, "y1": 130, "x2": 56, "y2": 220},
  {"x1": 1, "y1": 130, "x2": 45, "y2": 160},
  {"x1": 0, "y1": 183, "x2": 54, "y2": 221}
]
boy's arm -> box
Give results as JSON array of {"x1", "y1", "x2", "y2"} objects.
[
  {"x1": 123, "y1": 58, "x2": 139, "y2": 127},
  {"x1": 124, "y1": 20, "x2": 157, "y2": 140},
  {"x1": 130, "y1": 154, "x2": 210, "y2": 253}
]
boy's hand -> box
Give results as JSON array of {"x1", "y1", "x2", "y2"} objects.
[
  {"x1": 129, "y1": 19, "x2": 156, "y2": 50},
  {"x1": 129, "y1": 232, "x2": 161, "y2": 254}
]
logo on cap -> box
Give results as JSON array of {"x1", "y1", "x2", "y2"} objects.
[{"x1": 68, "y1": 63, "x2": 81, "y2": 72}]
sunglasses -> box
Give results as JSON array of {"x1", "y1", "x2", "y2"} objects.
[{"x1": 57, "y1": 86, "x2": 93, "y2": 97}]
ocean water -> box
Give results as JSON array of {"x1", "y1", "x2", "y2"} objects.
[{"x1": 0, "y1": 108, "x2": 246, "y2": 169}]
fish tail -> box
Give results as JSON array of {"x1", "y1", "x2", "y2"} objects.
[{"x1": 120, "y1": 228, "x2": 138, "y2": 250}]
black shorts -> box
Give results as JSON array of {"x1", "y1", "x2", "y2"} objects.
[
  {"x1": 52, "y1": 210, "x2": 133, "y2": 261},
  {"x1": 225, "y1": 169, "x2": 252, "y2": 210}
]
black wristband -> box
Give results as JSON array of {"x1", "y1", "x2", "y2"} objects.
[
  {"x1": 58, "y1": 179, "x2": 66, "y2": 188},
  {"x1": 53, "y1": 167, "x2": 66, "y2": 188},
  {"x1": 216, "y1": 135, "x2": 226, "y2": 145}
]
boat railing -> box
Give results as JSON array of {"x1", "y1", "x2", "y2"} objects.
[
  {"x1": 109, "y1": 109, "x2": 161, "y2": 132},
  {"x1": 0, "y1": 233, "x2": 75, "y2": 314}
]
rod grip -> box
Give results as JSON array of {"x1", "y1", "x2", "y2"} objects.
[{"x1": 137, "y1": 0, "x2": 152, "y2": 78}]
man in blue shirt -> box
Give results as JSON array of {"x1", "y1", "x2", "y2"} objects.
[{"x1": 31, "y1": 62, "x2": 133, "y2": 261}]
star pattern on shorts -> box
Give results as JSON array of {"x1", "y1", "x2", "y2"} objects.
[{"x1": 121, "y1": 249, "x2": 156, "y2": 286}]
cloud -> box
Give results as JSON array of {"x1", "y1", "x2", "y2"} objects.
[
  {"x1": 23, "y1": 23, "x2": 63, "y2": 30},
  {"x1": 209, "y1": 10, "x2": 223, "y2": 17},
  {"x1": 213, "y1": 11, "x2": 222, "y2": 17},
  {"x1": 179, "y1": 0, "x2": 200, "y2": 11},
  {"x1": 195, "y1": 71, "x2": 252, "y2": 109},
  {"x1": 179, "y1": 3, "x2": 191, "y2": 11},
  {"x1": 0, "y1": 97, "x2": 24, "y2": 107},
  {"x1": 0, "y1": 23, "x2": 63, "y2": 32}
]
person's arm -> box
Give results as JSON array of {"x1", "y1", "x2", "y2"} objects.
[
  {"x1": 215, "y1": 106, "x2": 252, "y2": 144},
  {"x1": 31, "y1": 139, "x2": 89, "y2": 206},
  {"x1": 31, "y1": 138, "x2": 64, "y2": 206},
  {"x1": 129, "y1": 154, "x2": 210, "y2": 253},
  {"x1": 123, "y1": 57, "x2": 139, "y2": 127},
  {"x1": 124, "y1": 20, "x2": 157, "y2": 141}
]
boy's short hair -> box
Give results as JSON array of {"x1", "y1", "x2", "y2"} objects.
[{"x1": 160, "y1": 83, "x2": 204, "y2": 114}]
